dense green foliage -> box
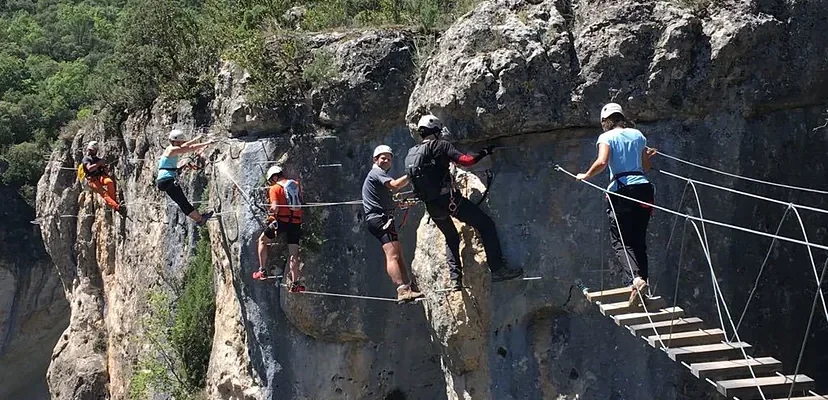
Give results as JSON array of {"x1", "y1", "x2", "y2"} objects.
[
  {"x1": 0, "y1": 0, "x2": 477, "y2": 201},
  {"x1": 129, "y1": 228, "x2": 215, "y2": 399}
]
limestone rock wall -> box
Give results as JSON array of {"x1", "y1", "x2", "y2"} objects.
[{"x1": 30, "y1": 1, "x2": 828, "y2": 399}]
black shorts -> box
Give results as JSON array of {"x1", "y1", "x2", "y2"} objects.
[
  {"x1": 364, "y1": 213, "x2": 398, "y2": 245},
  {"x1": 263, "y1": 221, "x2": 302, "y2": 244}
]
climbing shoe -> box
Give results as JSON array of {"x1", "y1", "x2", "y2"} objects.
[
  {"x1": 288, "y1": 281, "x2": 306, "y2": 293},
  {"x1": 491, "y1": 267, "x2": 524, "y2": 282},
  {"x1": 397, "y1": 284, "x2": 424, "y2": 303},
  {"x1": 195, "y1": 211, "x2": 214, "y2": 226},
  {"x1": 252, "y1": 269, "x2": 269, "y2": 281},
  {"x1": 628, "y1": 277, "x2": 649, "y2": 307}
]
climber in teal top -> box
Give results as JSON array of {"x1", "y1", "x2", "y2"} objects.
[{"x1": 156, "y1": 129, "x2": 215, "y2": 225}]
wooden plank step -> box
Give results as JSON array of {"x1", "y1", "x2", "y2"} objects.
[
  {"x1": 668, "y1": 341, "x2": 752, "y2": 363},
  {"x1": 600, "y1": 296, "x2": 667, "y2": 316},
  {"x1": 716, "y1": 374, "x2": 815, "y2": 399},
  {"x1": 585, "y1": 286, "x2": 632, "y2": 304},
  {"x1": 690, "y1": 357, "x2": 782, "y2": 379},
  {"x1": 627, "y1": 317, "x2": 704, "y2": 337},
  {"x1": 647, "y1": 328, "x2": 725, "y2": 348},
  {"x1": 613, "y1": 307, "x2": 684, "y2": 326}
]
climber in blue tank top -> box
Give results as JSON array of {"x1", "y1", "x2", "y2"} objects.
[
  {"x1": 576, "y1": 102, "x2": 657, "y2": 307},
  {"x1": 156, "y1": 129, "x2": 215, "y2": 225}
]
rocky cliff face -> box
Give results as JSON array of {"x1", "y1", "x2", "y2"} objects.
[
  {"x1": 34, "y1": 0, "x2": 828, "y2": 399},
  {"x1": 0, "y1": 188, "x2": 68, "y2": 399}
]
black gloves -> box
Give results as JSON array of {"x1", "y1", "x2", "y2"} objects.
[{"x1": 479, "y1": 145, "x2": 495, "y2": 157}]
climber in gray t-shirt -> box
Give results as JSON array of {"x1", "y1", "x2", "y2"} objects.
[
  {"x1": 362, "y1": 165, "x2": 397, "y2": 217},
  {"x1": 360, "y1": 145, "x2": 423, "y2": 303}
]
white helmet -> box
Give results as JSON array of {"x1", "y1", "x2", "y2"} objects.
[
  {"x1": 417, "y1": 114, "x2": 444, "y2": 130},
  {"x1": 600, "y1": 103, "x2": 625, "y2": 120},
  {"x1": 86, "y1": 141, "x2": 99, "y2": 151},
  {"x1": 169, "y1": 129, "x2": 186, "y2": 142},
  {"x1": 373, "y1": 145, "x2": 393, "y2": 158},
  {"x1": 266, "y1": 165, "x2": 283, "y2": 180}
]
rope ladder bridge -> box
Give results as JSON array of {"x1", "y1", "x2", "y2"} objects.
[{"x1": 560, "y1": 149, "x2": 828, "y2": 400}]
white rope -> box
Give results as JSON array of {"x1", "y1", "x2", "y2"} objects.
[
  {"x1": 554, "y1": 166, "x2": 828, "y2": 252},
  {"x1": 655, "y1": 150, "x2": 828, "y2": 195},
  {"x1": 685, "y1": 220, "x2": 768, "y2": 400},
  {"x1": 656, "y1": 168, "x2": 828, "y2": 215},
  {"x1": 603, "y1": 185, "x2": 671, "y2": 350},
  {"x1": 294, "y1": 289, "x2": 403, "y2": 302},
  {"x1": 256, "y1": 201, "x2": 362, "y2": 208}
]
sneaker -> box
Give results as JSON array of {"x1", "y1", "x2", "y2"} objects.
[
  {"x1": 397, "y1": 284, "x2": 424, "y2": 302},
  {"x1": 628, "y1": 277, "x2": 649, "y2": 307},
  {"x1": 195, "y1": 211, "x2": 214, "y2": 226},
  {"x1": 449, "y1": 279, "x2": 463, "y2": 292},
  {"x1": 252, "y1": 270, "x2": 268, "y2": 280},
  {"x1": 288, "y1": 281, "x2": 306, "y2": 293},
  {"x1": 491, "y1": 267, "x2": 524, "y2": 282},
  {"x1": 116, "y1": 204, "x2": 127, "y2": 217}
]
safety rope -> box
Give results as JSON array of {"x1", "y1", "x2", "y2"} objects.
[
  {"x1": 553, "y1": 166, "x2": 828, "y2": 251},
  {"x1": 292, "y1": 289, "x2": 409, "y2": 303},
  {"x1": 653, "y1": 167, "x2": 828, "y2": 325},
  {"x1": 788, "y1": 257, "x2": 828, "y2": 399},
  {"x1": 602, "y1": 183, "x2": 671, "y2": 350},
  {"x1": 656, "y1": 167, "x2": 828, "y2": 215},
  {"x1": 655, "y1": 150, "x2": 828, "y2": 196},
  {"x1": 731, "y1": 206, "x2": 792, "y2": 339},
  {"x1": 560, "y1": 163, "x2": 828, "y2": 400},
  {"x1": 685, "y1": 219, "x2": 769, "y2": 400},
  {"x1": 256, "y1": 200, "x2": 362, "y2": 208}
]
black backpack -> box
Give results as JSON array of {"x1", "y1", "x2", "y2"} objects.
[{"x1": 405, "y1": 142, "x2": 447, "y2": 202}]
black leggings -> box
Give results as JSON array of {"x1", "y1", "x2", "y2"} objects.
[
  {"x1": 425, "y1": 192, "x2": 506, "y2": 282},
  {"x1": 607, "y1": 183, "x2": 654, "y2": 282},
  {"x1": 157, "y1": 179, "x2": 195, "y2": 215}
]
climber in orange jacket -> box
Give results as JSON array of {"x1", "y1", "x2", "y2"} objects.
[
  {"x1": 253, "y1": 165, "x2": 305, "y2": 293},
  {"x1": 82, "y1": 141, "x2": 125, "y2": 216}
]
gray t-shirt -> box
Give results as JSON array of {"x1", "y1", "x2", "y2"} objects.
[{"x1": 362, "y1": 165, "x2": 395, "y2": 216}]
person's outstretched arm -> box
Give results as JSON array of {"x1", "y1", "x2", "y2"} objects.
[{"x1": 576, "y1": 143, "x2": 610, "y2": 181}]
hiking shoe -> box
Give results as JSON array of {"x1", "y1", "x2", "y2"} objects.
[
  {"x1": 195, "y1": 211, "x2": 214, "y2": 226},
  {"x1": 628, "y1": 277, "x2": 649, "y2": 307},
  {"x1": 116, "y1": 204, "x2": 127, "y2": 217},
  {"x1": 288, "y1": 281, "x2": 306, "y2": 293},
  {"x1": 252, "y1": 270, "x2": 268, "y2": 281},
  {"x1": 491, "y1": 267, "x2": 524, "y2": 282},
  {"x1": 449, "y1": 279, "x2": 463, "y2": 292},
  {"x1": 397, "y1": 284, "x2": 424, "y2": 303}
]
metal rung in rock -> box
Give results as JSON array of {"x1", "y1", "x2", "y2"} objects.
[
  {"x1": 716, "y1": 374, "x2": 815, "y2": 399},
  {"x1": 668, "y1": 341, "x2": 752, "y2": 363},
  {"x1": 689, "y1": 357, "x2": 782, "y2": 380},
  {"x1": 613, "y1": 307, "x2": 684, "y2": 326},
  {"x1": 647, "y1": 328, "x2": 725, "y2": 348},
  {"x1": 627, "y1": 317, "x2": 704, "y2": 337}
]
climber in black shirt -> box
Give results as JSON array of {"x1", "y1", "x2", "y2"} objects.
[{"x1": 405, "y1": 114, "x2": 524, "y2": 291}]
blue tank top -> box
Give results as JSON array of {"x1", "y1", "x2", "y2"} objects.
[{"x1": 157, "y1": 154, "x2": 179, "y2": 182}]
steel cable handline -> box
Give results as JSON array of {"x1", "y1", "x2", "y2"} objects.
[
  {"x1": 685, "y1": 219, "x2": 769, "y2": 400},
  {"x1": 604, "y1": 184, "x2": 671, "y2": 350},
  {"x1": 554, "y1": 166, "x2": 828, "y2": 252},
  {"x1": 656, "y1": 167, "x2": 828, "y2": 325},
  {"x1": 256, "y1": 201, "x2": 363, "y2": 208},
  {"x1": 587, "y1": 168, "x2": 766, "y2": 399},
  {"x1": 561, "y1": 165, "x2": 828, "y2": 400},
  {"x1": 655, "y1": 150, "x2": 828, "y2": 196},
  {"x1": 788, "y1": 257, "x2": 828, "y2": 399},
  {"x1": 655, "y1": 167, "x2": 828, "y2": 215}
]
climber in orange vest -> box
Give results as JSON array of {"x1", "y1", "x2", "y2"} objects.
[
  {"x1": 82, "y1": 141, "x2": 125, "y2": 216},
  {"x1": 253, "y1": 165, "x2": 305, "y2": 292}
]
